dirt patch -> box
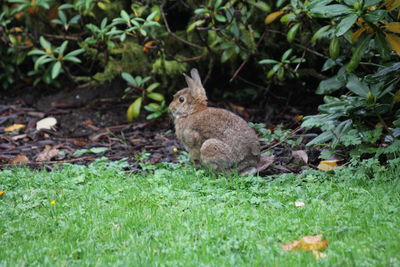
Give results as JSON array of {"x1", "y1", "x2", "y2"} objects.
[{"x1": 0, "y1": 84, "x2": 321, "y2": 175}]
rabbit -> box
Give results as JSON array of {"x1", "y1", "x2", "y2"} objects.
[{"x1": 169, "y1": 68, "x2": 261, "y2": 175}]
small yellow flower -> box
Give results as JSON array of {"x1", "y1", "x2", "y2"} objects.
[
  {"x1": 0, "y1": 191, "x2": 5, "y2": 196},
  {"x1": 172, "y1": 147, "x2": 178, "y2": 152},
  {"x1": 50, "y1": 200, "x2": 56, "y2": 205}
]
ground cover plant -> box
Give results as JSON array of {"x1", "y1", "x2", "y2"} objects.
[{"x1": 1, "y1": 158, "x2": 399, "y2": 266}]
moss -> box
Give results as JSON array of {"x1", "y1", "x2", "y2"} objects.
[
  {"x1": 80, "y1": 41, "x2": 149, "y2": 84},
  {"x1": 151, "y1": 57, "x2": 188, "y2": 76}
]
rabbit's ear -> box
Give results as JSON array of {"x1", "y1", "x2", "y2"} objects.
[
  {"x1": 184, "y1": 69, "x2": 207, "y2": 100},
  {"x1": 190, "y1": 68, "x2": 202, "y2": 87}
]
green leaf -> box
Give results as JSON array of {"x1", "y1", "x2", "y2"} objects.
[
  {"x1": 316, "y1": 74, "x2": 346, "y2": 95},
  {"x1": 215, "y1": 14, "x2": 226, "y2": 22},
  {"x1": 146, "y1": 11, "x2": 158, "y2": 22},
  {"x1": 364, "y1": 10, "x2": 387, "y2": 22},
  {"x1": 89, "y1": 147, "x2": 108, "y2": 154},
  {"x1": 287, "y1": 23, "x2": 301, "y2": 43},
  {"x1": 147, "y1": 92, "x2": 164, "y2": 102},
  {"x1": 58, "y1": 41, "x2": 68, "y2": 55},
  {"x1": 121, "y1": 72, "x2": 136, "y2": 85},
  {"x1": 51, "y1": 61, "x2": 62, "y2": 79},
  {"x1": 121, "y1": 10, "x2": 130, "y2": 22},
  {"x1": 27, "y1": 49, "x2": 46, "y2": 56},
  {"x1": 336, "y1": 13, "x2": 358, "y2": 36},
  {"x1": 34, "y1": 55, "x2": 53, "y2": 70},
  {"x1": 63, "y1": 56, "x2": 81, "y2": 63},
  {"x1": 39, "y1": 36, "x2": 51, "y2": 50},
  {"x1": 127, "y1": 97, "x2": 142, "y2": 122},
  {"x1": 311, "y1": 25, "x2": 331, "y2": 45},
  {"x1": 364, "y1": 0, "x2": 382, "y2": 8},
  {"x1": 221, "y1": 49, "x2": 235, "y2": 63},
  {"x1": 146, "y1": 82, "x2": 160, "y2": 92},
  {"x1": 259, "y1": 59, "x2": 279, "y2": 65},
  {"x1": 186, "y1": 20, "x2": 205, "y2": 33},
  {"x1": 346, "y1": 74, "x2": 369, "y2": 97},
  {"x1": 281, "y1": 49, "x2": 293, "y2": 61},
  {"x1": 65, "y1": 48, "x2": 84, "y2": 58},
  {"x1": 306, "y1": 131, "x2": 334, "y2": 146},
  {"x1": 346, "y1": 36, "x2": 371, "y2": 72},
  {"x1": 310, "y1": 4, "x2": 352, "y2": 18},
  {"x1": 248, "y1": 0, "x2": 271, "y2": 12}
]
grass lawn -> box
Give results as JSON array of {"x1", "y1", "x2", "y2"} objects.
[{"x1": 1, "y1": 158, "x2": 399, "y2": 266}]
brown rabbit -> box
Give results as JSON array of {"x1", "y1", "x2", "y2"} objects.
[{"x1": 169, "y1": 68, "x2": 260, "y2": 175}]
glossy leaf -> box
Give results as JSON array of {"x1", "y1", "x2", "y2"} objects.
[
  {"x1": 127, "y1": 97, "x2": 142, "y2": 122},
  {"x1": 336, "y1": 14, "x2": 358, "y2": 36}
]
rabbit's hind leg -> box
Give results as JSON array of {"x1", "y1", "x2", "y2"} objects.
[{"x1": 200, "y1": 138, "x2": 234, "y2": 172}]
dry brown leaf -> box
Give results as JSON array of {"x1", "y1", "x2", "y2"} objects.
[
  {"x1": 282, "y1": 234, "x2": 328, "y2": 252},
  {"x1": 36, "y1": 145, "x2": 60, "y2": 162},
  {"x1": 4, "y1": 124, "x2": 25, "y2": 132},
  {"x1": 317, "y1": 160, "x2": 340, "y2": 171},
  {"x1": 73, "y1": 140, "x2": 87, "y2": 147},
  {"x1": 385, "y1": 33, "x2": 400, "y2": 56},
  {"x1": 295, "y1": 201, "x2": 305, "y2": 207},
  {"x1": 384, "y1": 22, "x2": 400, "y2": 33},
  {"x1": 257, "y1": 154, "x2": 275, "y2": 172},
  {"x1": 36, "y1": 117, "x2": 57, "y2": 130},
  {"x1": 292, "y1": 150, "x2": 308, "y2": 164},
  {"x1": 10, "y1": 154, "x2": 29, "y2": 164}
]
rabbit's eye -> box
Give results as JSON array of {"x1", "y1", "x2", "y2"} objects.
[{"x1": 179, "y1": 97, "x2": 185, "y2": 103}]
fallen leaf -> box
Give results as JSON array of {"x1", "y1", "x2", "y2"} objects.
[
  {"x1": 36, "y1": 145, "x2": 60, "y2": 162},
  {"x1": 317, "y1": 160, "x2": 340, "y2": 171},
  {"x1": 295, "y1": 201, "x2": 305, "y2": 207},
  {"x1": 295, "y1": 115, "x2": 304, "y2": 121},
  {"x1": 36, "y1": 117, "x2": 57, "y2": 130},
  {"x1": 313, "y1": 250, "x2": 328, "y2": 259},
  {"x1": 292, "y1": 150, "x2": 308, "y2": 164},
  {"x1": 11, "y1": 134, "x2": 27, "y2": 141},
  {"x1": 73, "y1": 140, "x2": 87, "y2": 147},
  {"x1": 257, "y1": 154, "x2": 275, "y2": 172},
  {"x1": 82, "y1": 120, "x2": 94, "y2": 126},
  {"x1": 10, "y1": 154, "x2": 29, "y2": 164},
  {"x1": 4, "y1": 124, "x2": 25, "y2": 132},
  {"x1": 282, "y1": 234, "x2": 328, "y2": 252}
]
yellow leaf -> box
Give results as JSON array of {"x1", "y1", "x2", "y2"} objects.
[
  {"x1": 0, "y1": 191, "x2": 5, "y2": 196},
  {"x1": 317, "y1": 160, "x2": 340, "y2": 171},
  {"x1": 282, "y1": 234, "x2": 329, "y2": 252},
  {"x1": 383, "y1": 0, "x2": 400, "y2": 11},
  {"x1": 295, "y1": 115, "x2": 303, "y2": 121},
  {"x1": 385, "y1": 33, "x2": 400, "y2": 56},
  {"x1": 384, "y1": 22, "x2": 400, "y2": 33},
  {"x1": 352, "y1": 28, "x2": 365, "y2": 42},
  {"x1": 394, "y1": 89, "x2": 400, "y2": 102},
  {"x1": 4, "y1": 124, "x2": 25, "y2": 132},
  {"x1": 10, "y1": 154, "x2": 29, "y2": 164},
  {"x1": 313, "y1": 250, "x2": 328, "y2": 259},
  {"x1": 264, "y1": 11, "x2": 284, "y2": 24}
]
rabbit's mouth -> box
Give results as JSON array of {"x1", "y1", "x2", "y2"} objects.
[{"x1": 171, "y1": 110, "x2": 186, "y2": 120}]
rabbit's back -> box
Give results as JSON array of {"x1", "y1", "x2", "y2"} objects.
[{"x1": 175, "y1": 107, "x2": 259, "y2": 162}]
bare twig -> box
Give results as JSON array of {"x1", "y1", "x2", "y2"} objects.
[
  {"x1": 160, "y1": 3, "x2": 203, "y2": 49},
  {"x1": 229, "y1": 29, "x2": 267, "y2": 82}
]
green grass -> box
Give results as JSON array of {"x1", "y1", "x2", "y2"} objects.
[{"x1": 1, "y1": 158, "x2": 399, "y2": 266}]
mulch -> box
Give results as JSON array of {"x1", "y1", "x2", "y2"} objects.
[{"x1": 0, "y1": 87, "x2": 322, "y2": 175}]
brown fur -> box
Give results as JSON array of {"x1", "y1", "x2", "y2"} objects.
[{"x1": 169, "y1": 69, "x2": 260, "y2": 174}]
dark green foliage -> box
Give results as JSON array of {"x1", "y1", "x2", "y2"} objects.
[{"x1": 0, "y1": 0, "x2": 399, "y2": 158}]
